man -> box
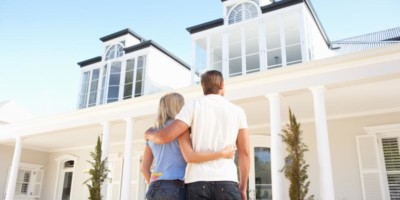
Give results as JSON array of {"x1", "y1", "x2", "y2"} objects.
[{"x1": 145, "y1": 70, "x2": 250, "y2": 200}]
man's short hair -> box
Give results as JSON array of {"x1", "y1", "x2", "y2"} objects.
[{"x1": 201, "y1": 70, "x2": 224, "y2": 95}]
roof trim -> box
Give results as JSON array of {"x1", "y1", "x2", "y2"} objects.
[
  {"x1": 260, "y1": 0, "x2": 303, "y2": 13},
  {"x1": 186, "y1": 18, "x2": 224, "y2": 34},
  {"x1": 303, "y1": 0, "x2": 331, "y2": 47},
  {"x1": 124, "y1": 40, "x2": 191, "y2": 70},
  {"x1": 77, "y1": 56, "x2": 102, "y2": 68},
  {"x1": 100, "y1": 28, "x2": 146, "y2": 42}
]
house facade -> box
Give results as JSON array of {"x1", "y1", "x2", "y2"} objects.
[{"x1": 1, "y1": 0, "x2": 400, "y2": 200}]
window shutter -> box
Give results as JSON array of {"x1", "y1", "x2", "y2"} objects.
[
  {"x1": 33, "y1": 170, "x2": 44, "y2": 197},
  {"x1": 108, "y1": 158, "x2": 123, "y2": 200},
  {"x1": 3, "y1": 167, "x2": 10, "y2": 198},
  {"x1": 382, "y1": 138, "x2": 400, "y2": 199},
  {"x1": 356, "y1": 135, "x2": 387, "y2": 200}
]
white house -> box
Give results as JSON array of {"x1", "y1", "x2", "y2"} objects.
[{"x1": 1, "y1": 0, "x2": 400, "y2": 199}]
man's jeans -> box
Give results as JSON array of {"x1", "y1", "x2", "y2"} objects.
[
  {"x1": 146, "y1": 180, "x2": 185, "y2": 200},
  {"x1": 186, "y1": 181, "x2": 242, "y2": 200}
]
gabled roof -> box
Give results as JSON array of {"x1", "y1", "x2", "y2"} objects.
[
  {"x1": 331, "y1": 27, "x2": 400, "y2": 53},
  {"x1": 99, "y1": 28, "x2": 146, "y2": 42},
  {"x1": 124, "y1": 40, "x2": 191, "y2": 70}
]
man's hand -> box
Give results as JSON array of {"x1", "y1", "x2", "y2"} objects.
[{"x1": 144, "y1": 127, "x2": 154, "y2": 140}]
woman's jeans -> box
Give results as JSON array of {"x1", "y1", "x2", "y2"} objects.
[{"x1": 146, "y1": 179, "x2": 185, "y2": 200}]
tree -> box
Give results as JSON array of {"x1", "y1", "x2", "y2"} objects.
[
  {"x1": 281, "y1": 109, "x2": 314, "y2": 200},
  {"x1": 84, "y1": 136, "x2": 109, "y2": 200}
]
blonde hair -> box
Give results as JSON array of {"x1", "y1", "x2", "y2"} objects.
[{"x1": 154, "y1": 93, "x2": 185, "y2": 129}]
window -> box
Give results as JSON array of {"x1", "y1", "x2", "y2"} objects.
[
  {"x1": 105, "y1": 43, "x2": 124, "y2": 61},
  {"x1": 284, "y1": 13, "x2": 302, "y2": 65},
  {"x1": 78, "y1": 71, "x2": 90, "y2": 109},
  {"x1": 4, "y1": 163, "x2": 43, "y2": 199},
  {"x1": 134, "y1": 56, "x2": 146, "y2": 97},
  {"x1": 228, "y1": 2, "x2": 259, "y2": 25},
  {"x1": 123, "y1": 55, "x2": 147, "y2": 99},
  {"x1": 358, "y1": 124, "x2": 400, "y2": 200},
  {"x1": 265, "y1": 18, "x2": 282, "y2": 68},
  {"x1": 228, "y1": 28, "x2": 242, "y2": 77},
  {"x1": 78, "y1": 69, "x2": 100, "y2": 109},
  {"x1": 107, "y1": 61, "x2": 122, "y2": 103}
]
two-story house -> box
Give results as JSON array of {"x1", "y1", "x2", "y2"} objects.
[{"x1": 1, "y1": 0, "x2": 400, "y2": 199}]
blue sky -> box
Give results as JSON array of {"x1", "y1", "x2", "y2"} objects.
[{"x1": 0, "y1": 0, "x2": 399, "y2": 117}]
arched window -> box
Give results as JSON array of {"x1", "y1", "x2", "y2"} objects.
[
  {"x1": 228, "y1": 2, "x2": 259, "y2": 25},
  {"x1": 105, "y1": 43, "x2": 124, "y2": 61}
]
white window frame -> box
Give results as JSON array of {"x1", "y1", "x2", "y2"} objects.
[
  {"x1": 364, "y1": 124, "x2": 400, "y2": 199},
  {"x1": 4, "y1": 163, "x2": 43, "y2": 200}
]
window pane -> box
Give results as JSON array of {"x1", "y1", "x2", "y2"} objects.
[
  {"x1": 136, "y1": 68, "x2": 143, "y2": 81},
  {"x1": 267, "y1": 49, "x2": 282, "y2": 68},
  {"x1": 109, "y1": 74, "x2": 121, "y2": 85},
  {"x1": 245, "y1": 23, "x2": 259, "y2": 73},
  {"x1": 229, "y1": 28, "x2": 242, "y2": 77},
  {"x1": 210, "y1": 33, "x2": 223, "y2": 72},
  {"x1": 286, "y1": 44, "x2": 302, "y2": 65},
  {"x1": 265, "y1": 19, "x2": 281, "y2": 50},
  {"x1": 110, "y1": 62, "x2": 122, "y2": 73},
  {"x1": 100, "y1": 65, "x2": 107, "y2": 105},
  {"x1": 246, "y1": 54, "x2": 260, "y2": 73},
  {"x1": 195, "y1": 38, "x2": 207, "y2": 75},
  {"x1": 107, "y1": 86, "x2": 119, "y2": 99},
  {"x1": 135, "y1": 81, "x2": 143, "y2": 97},
  {"x1": 79, "y1": 71, "x2": 90, "y2": 108},
  {"x1": 284, "y1": 13, "x2": 300, "y2": 46},
  {"x1": 137, "y1": 56, "x2": 146, "y2": 69},
  {"x1": 254, "y1": 147, "x2": 272, "y2": 199},
  {"x1": 61, "y1": 172, "x2": 73, "y2": 200},
  {"x1": 88, "y1": 92, "x2": 97, "y2": 107},
  {"x1": 123, "y1": 83, "x2": 133, "y2": 99},
  {"x1": 229, "y1": 58, "x2": 242, "y2": 77},
  {"x1": 126, "y1": 59, "x2": 135, "y2": 71}
]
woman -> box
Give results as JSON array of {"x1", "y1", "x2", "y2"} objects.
[{"x1": 141, "y1": 93, "x2": 235, "y2": 200}]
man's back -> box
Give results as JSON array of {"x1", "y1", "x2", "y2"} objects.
[{"x1": 176, "y1": 94, "x2": 247, "y2": 183}]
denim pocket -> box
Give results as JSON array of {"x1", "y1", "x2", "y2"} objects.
[
  {"x1": 187, "y1": 182, "x2": 211, "y2": 199},
  {"x1": 146, "y1": 183, "x2": 182, "y2": 200},
  {"x1": 215, "y1": 183, "x2": 241, "y2": 200}
]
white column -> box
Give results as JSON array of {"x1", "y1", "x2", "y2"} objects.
[
  {"x1": 101, "y1": 121, "x2": 110, "y2": 160},
  {"x1": 310, "y1": 86, "x2": 335, "y2": 200},
  {"x1": 101, "y1": 121, "x2": 111, "y2": 199},
  {"x1": 120, "y1": 118, "x2": 135, "y2": 200},
  {"x1": 267, "y1": 94, "x2": 286, "y2": 200},
  {"x1": 5, "y1": 136, "x2": 22, "y2": 200}
]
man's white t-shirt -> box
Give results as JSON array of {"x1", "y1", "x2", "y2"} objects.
[{"x1": 175, "y1": 94, "x2": 248, "y2": 183}]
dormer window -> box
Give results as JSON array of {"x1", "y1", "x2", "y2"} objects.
[
  {"x1": 228, "y1": 1, "x2": 260, "y2": 25},
  {"x1": 105, "y1": 43, "x2": 125, "y2": 61}
]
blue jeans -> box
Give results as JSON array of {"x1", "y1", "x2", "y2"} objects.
[
  {"x1": 186, "y1": 181, "x2": 242, "y2": 200},
  {"x1": 146, "y1": 180, "x2": 186, "y2": 200}
]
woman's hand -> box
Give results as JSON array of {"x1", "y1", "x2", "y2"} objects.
[{"x1": 221, "y1": 145, "x2": 236, "y2": 159}]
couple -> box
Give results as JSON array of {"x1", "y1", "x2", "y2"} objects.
[{"x1": 141, "y1": 70, "x2": 250, "y2": 200}]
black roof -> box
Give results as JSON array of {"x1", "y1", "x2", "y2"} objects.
[
  {"x1": 77, "y1": 56, "x2": 102, "y2": 67},
  {"x1": 124, "y1": 40, "x2": 191, "y2": 70},
  {"x1": 99, "y1": 28, "x2": 146, "y2": 42},
  {"x1": 78, "y1": 40, "x2": 191, "y2": 70},
  {"x1": 186, "y1": 18, "x2": 224, "y2": 34}
]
